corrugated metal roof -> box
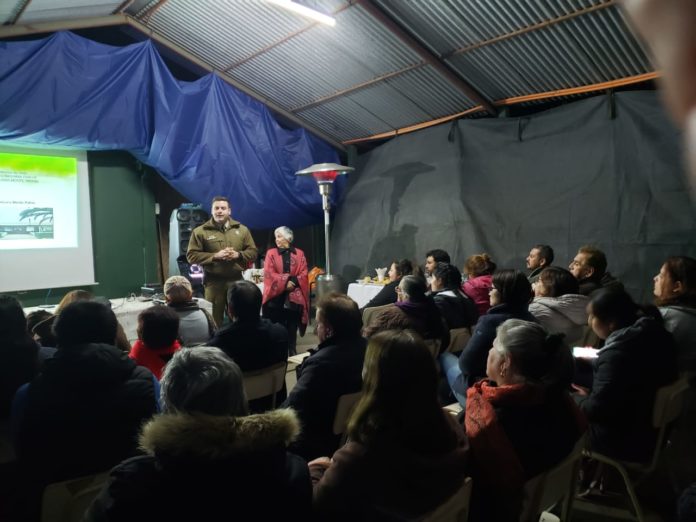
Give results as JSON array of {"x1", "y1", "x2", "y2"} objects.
[
  {"x1": 18, "y1": 0, "x2": 121, "y2": 24},
  {"x1": 1, "y1": 0, "x2": 657, "y2": 144}
]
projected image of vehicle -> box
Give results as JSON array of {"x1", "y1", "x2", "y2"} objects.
[{"x1": 0, "y1": 207, "x2": 54, "y2": 240}]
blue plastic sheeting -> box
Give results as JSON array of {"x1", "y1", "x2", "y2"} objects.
[{"x1": 0, "y1": 31, "x2": 341, "y2": 229}]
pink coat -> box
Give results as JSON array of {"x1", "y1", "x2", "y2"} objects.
[
  {"x1": 262, "y1": 247, "x2": 310, "y2": 333},
  {"x1": 462, "y1": 274, "x2": 493, "y2": 316}
]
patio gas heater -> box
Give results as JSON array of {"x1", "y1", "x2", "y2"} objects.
[{"x1": 296, "y1": 162, "x2": 353, "y2": 297}]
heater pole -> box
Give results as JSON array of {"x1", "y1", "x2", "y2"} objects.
[{"x1": 319, "y1": 183, "x2": 332, "y2": 275}]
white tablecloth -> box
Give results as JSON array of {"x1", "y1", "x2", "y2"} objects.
[
  {"x1": 347, "y1": 283, "x2": 385, "y2": 309},
  {"x1": 25, "y1": 297, "x2": 213, "y2": 343}
]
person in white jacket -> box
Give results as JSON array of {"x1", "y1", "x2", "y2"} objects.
[{"x1": 529, "y1": 267, "x2": 589, "y2": 347}]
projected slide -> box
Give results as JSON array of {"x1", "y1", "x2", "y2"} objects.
[{"x1": 0, "y1": 152, "x2": 78, "y2": 249}]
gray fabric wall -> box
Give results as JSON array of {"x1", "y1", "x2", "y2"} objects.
[{"x1": 331, "y1": 92, "x2": 696, "y2": 302}]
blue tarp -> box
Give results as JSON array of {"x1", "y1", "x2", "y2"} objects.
[{"x1": 0, "y1": 31, "x2": 341, "y2": 228}]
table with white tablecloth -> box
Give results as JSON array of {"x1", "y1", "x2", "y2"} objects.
[
  {"x1": 25, "y1": 297, "x2": 213, "y2": 343},
  {"x1": 347, "y1": 283, "x2": 385, "y2": 309}
]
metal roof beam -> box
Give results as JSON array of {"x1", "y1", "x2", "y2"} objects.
[
  {"x1": 354, "y1": 0, "x2": 497, "y2": 115},
  {"x1": 4, "y1": 0, "x2": 33, "y2": 26},
  {"x1": 444, "y1": 0, "x2": 617, "y2": 59},
  {"x1": 343, "y1": 70, "x2": 658, "y2": 145},
  {"x1": 0, "y1": 14, "x2": 128, "y2": 37}
]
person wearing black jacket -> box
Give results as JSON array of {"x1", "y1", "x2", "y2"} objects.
[
  {"x1": 430, "y1": 263, "x2": 478, "y2": 331},
  {"x1": 11, "y1": 301, "x2": 158, "y2": 521},
  {"x1": 361, "y1": 259, "x2": 415, "y2": 310},
  {"x1": 440, "y1": 270, "x2": 536, "y2": 406},
  {"x1": 575, "y1": 289, "x2": 678, "y2": 462},
  {"x1": 283, "y1": 293, "x2": 366, "y2": 461},
  {"x1": 208, "y1": 281, "x2": 288, "y2": 412}
]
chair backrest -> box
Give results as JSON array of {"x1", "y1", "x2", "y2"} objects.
[
  {"x1": 447, "y1": 328, "x2": 471, "y2": 353},
  {"x1": 42, "y1": 471, "x2": 109, "y2": 522},
  {"x1": 332, "y1": 392, "x2": 362, "y2": 436},
  {"x1": 520, "y1": 433, "x2": 587, "y2": 522},
  {"x1": 421, "y1": 477, "x2": 473, "y2": 522},
  {"x1": 646, "y1": 376, "x2": 691, "y2": 473},
  {"x1": 243, "y1": 361, "x2": 288, "y2": 407}
]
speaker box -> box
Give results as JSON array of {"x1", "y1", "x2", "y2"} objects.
[{"x1": 168, "y1": 204, "x2": 208, "y2": 279}]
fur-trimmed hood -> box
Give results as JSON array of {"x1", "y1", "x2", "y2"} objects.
[{"x1": 139, "y1": 408, "x2": 300, "y2": 459}]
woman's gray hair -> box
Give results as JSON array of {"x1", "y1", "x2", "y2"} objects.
[
  {"x1": 274, "y1": 226, "x2": 294, "y2": 243},
  {"x1": 160, "y1": 346, "x2": 248, "y2": 416},
  {"x1": 494, "y1": 319, "x2": 572, "y2": 388},
  {"x1": 399, "y1": 275, "x2": 427, "y2": 302}
]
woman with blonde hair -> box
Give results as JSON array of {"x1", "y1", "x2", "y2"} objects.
[
  {"x1": 462, "y1": 253, "x2": 497, "y2": 315},
  {"x1": 310, "y1": 330, "x2": 469, "y2": 521}
]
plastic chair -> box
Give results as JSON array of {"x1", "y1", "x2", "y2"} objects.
[
  {"x1": 573, "y1": 377, "x2": 691, "y2": 521},
  {"x1": 243, "y1": 361, "x2": 288, "y2": 408},
  {"x1": 520, "y1": 433, "x2": 587, "y2": 522},
  {"x1": 333, "y1": 392, "x2": 362, "y2": 443},
  {"x1": 447, "y1": 327, "x2": 471, "y2": 353},
  {"x1": 41, "y1": 471, "x2": 109, "y2": 522},
  {"x1": 421, "y1": 477, "x2": 473, "y2": 522}
]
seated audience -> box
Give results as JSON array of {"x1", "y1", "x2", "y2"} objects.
[
  {"x1": 85, "y1": 347, "x2": 311, "y2": 521},
  {"x1": 0, "y1": 296, "x2": 38, "y2": 420},
  {"x1": 528, "y1": 267, "x2": 589, "y2": 346},
  {"x1": 163, "y1": 275, "x2": 215, "y2": 345},
  {"x1": 310, "y1": 330, "x2": 469, "y2": 521},
  {"x1": 653, "y1": 256, "x2": 696, "y2": 372},
  {"x1": 283, "y1": 293, "x2": 366, "y2": 460},
  {"x1": 424, "y1": 248, "x2": 451, "y2": 280},
  {"x1": 568, "y1": 245, "x2": 622, "y2": 296},
  {"x1": 208, "y1": 280, "x2": 289, "y2": 411},
  {"x1": 462, "y1": 253, "x2": 497, "y2": 315},
  {"x1": 441, "y1": 269, "x2": 536, "y2": 405},
  {"x1": 575, "y1": 289, "x2": 678, "y2": 462},
  {"x1": 526, "y1": 244, "x2": 554, "y2": 283},
  {"x1": 55, "y1": 289, "x2": 132, "y2": 352},
  {"x1": 129, "y1": 306, "x2": 182, "y2": 380},
  {"x1": 363, "y1": 275, "x2": 449, "y2": 349},
  {"x1": 362, "y1": 258, "x2": 414, "y2": 309},
  {"x1": 430, "y1": 262, "x2": 478, "y2": 330},
  {"x1": 25, "y1": 310, "x2": 58, "y2": 363},
  {"x1": 466, "y1": 319, "x2": 585, "y2": 522},
  {"x1": 12, "y1": 301, "x2": 158, "y2": 519}
]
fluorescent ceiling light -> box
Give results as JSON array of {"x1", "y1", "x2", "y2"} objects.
[{"x1": 267, "y1": 0, "x2": 336, "y2": 26}]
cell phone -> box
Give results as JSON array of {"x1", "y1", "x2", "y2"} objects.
[{"x1": 572, "y1": 347, "x2": 599, "y2": 359}]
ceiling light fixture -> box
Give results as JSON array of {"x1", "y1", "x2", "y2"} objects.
[{"x1": 267, "y1": 0, "x2": 336, "y2": 26}]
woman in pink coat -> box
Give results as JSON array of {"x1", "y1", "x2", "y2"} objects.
[
  {"x1": 462, "y1": 253, "x2": 497, "y2": 316},
  {"x1": 262, "y1": 226, "x2": 309, "y2": 355}
]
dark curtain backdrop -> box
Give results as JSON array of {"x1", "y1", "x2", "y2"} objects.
[{"x1": 332, "y1": 92, "x2": 696, "y2": 301}]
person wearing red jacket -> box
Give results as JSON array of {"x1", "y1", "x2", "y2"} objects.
[
  {"x1": 262, "y1": 226, "x2": 309, "y2": 355},
  {"x1": 130, "y1": 305, "x2": 181, "y2": 380}
]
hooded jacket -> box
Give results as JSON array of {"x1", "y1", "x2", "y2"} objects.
[
  {"x1": 85, "y1": 409, "x2": 312, "y2": 521},
  {"x1": 528, "y1": 294, "x2": 589, "y2": 346},
  {"x1": 577, "y1": 316, "x2": 678, "y2": 462}
]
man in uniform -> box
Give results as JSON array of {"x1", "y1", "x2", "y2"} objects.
[{"x1": 187, "y1": 196, "x2": 257, "y2": 326}]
